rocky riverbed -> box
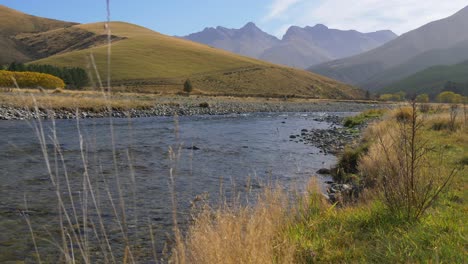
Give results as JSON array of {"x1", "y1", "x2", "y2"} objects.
[
  {"x1": 288, "y1": 113, "x2": 377, "y2": 203},
  {"x1": 0, "y1": 100, "x2": 382, "y2": 120},
  {"x1": 289, "y1": 115, "x2": 364, "y2": 155}
]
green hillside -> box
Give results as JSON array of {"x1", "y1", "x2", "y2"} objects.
[
  {"x1": 32, "y1": 22, "x2": 362, "y2": 99},
  {"x1": 363, "y1": 40, "x2": 468, "y2": 90},
  {"x1": 381, "y1": 60, "x2": 468, "y2": 96}
]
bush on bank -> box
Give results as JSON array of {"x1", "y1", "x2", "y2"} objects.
[{"x1": 0, "y1": 70, "x2": 65, "y2": 89}]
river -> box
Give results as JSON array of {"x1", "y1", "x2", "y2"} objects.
[{"x1": 0, "y1": 112, "x2": 352, "y2": 262}]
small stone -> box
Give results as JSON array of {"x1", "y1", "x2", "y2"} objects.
[
  {"x1": 316, "y1": 168, "x2": 331, "y2": 174},
  {"x1": 187, "y1": 146, "x2": 200, "y2": 150}
]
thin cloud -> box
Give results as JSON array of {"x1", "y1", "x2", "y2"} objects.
[
  {"x1": 264, "y1": 0, "x2": 303, "y2": 21},
  {"x1": 268, "y1": 0, "x2": 467, "y2": 35}
]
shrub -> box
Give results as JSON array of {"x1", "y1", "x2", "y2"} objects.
[
  {"x1": 334, "y1": 143, "x2": 369, "y2": 183},
  {"x1": 418, "y1": 103, "x2": 431, "y2": 113},
  {"x1": 448, "y1": 104, "x2": 460, "y2": 131},
  {"x1": 199, "y1": 102, "x2": 209, "y2": 108},
  {"x1": 0, "y1": 70, "x2": 65, "y2": 89},
  {"x1": 431, "y1": 120, "x2": 451, "y2": 131},
  {"x1": 370, "y1": 101, "x2": 457, "y2": 221},
  {"x1": 427, "y1": 112, "x2": 463, "y2": 132},
  {"x1": 393, "y1": 107, "x2": 413, "y2": 122},
  {"x1": 415, "y1": 94, "x2": 429, "y2": 103},
  {"x1": 436, "y1": 91, "x2": 463, "y2": 103},
  {"x1": 459, "y1": 155, "x2": 468, "y2": 166},
  {"x1": 380, "y1": 92, "x2": 406, "y2": 102},
  {"x1": 184, "y1": 79, "x2": 193, "y2": 94},
  {"x1": 379, "y1": 94, "x2": 394, "y2": 101}
]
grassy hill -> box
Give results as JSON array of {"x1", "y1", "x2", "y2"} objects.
[
  {"x1": 380, "y1": 60, "x2": 468, "y2": 96},
  {"x1": 31, "y1": 22, "x2": 362, "y2": 98},
  {"x1": 0, "y1": 5, "x2": 76, "y2": 64}
]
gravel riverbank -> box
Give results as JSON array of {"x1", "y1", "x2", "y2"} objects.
[
  {"x1": 0, "y1": 100, "x2": 384, "y2": 120},
  {"x1": 288, "y1": 113, "x2": 381, "y2": 203},
  {"x1": 289, "y1": 115, "x2": 366, "y2": 155}
]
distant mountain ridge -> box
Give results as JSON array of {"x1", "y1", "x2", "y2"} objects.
[
  {"x1": 184, "y1": 23, "x2": 397, "y2": 68},
  {"x1": 310, "y1": 5, "x2": 468, "y2": 92},
  {"x1": 185, "y1": 22, "x2": 280, "y2": 58}
]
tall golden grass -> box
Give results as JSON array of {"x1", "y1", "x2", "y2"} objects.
[
  {"x1": 171, "y1": 180, "x2": 327, "y2": 264},
  {"x1": 0, "y1": 90, "x2": 153, "y2": 111}
]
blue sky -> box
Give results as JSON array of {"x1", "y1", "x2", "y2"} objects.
[{"x1": 0, "y1": 0, "x2": 467, "y2": 37}]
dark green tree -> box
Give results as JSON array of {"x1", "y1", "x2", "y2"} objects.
[
  {"x1": 184, "y1": 79, "x2": 193, "y2": 94},
  {"x1": 8, "y1": 62, "x2": 26, "y2": 71}
]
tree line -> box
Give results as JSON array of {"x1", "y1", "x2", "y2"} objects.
[
  {"x1": 3, "y1": 62, "x2": 89, "y2": 89},
  {"x1": 379, "y1": 91, "x2": 466, "y2": 103},
  {"x1": 377, "y1": 81, "x2": 467, "y2": 103},
  {"x1": 443, "y1": 81, "x2": 468, "y2": 96}
]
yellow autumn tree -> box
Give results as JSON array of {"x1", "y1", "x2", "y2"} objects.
[{"x1": 0, "y1": 70, "x2": 65, "y2": 89}]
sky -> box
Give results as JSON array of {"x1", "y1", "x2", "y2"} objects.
[{"x1": 0, "y1": 0, "x2": 467, "y2": 38}]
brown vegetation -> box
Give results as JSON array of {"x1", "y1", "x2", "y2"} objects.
[{"x1": 0, "y1": 89, "x2": 153, "y2": 111}]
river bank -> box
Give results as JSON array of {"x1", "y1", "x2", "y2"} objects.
[
  {"x1": 171, "y1": 106, "x2": 466, "y2": 263},
  {"x1": 0, "y1": 99, "x2": 385, "y2": 120}
]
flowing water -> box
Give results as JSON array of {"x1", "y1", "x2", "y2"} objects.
[{"x1": 0, "y1": 112, "x2": 351, "y2": 262}]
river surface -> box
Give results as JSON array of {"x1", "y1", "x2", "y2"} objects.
[{"x1": 0, "y1": 112, "x2": 351, "y2": 262}]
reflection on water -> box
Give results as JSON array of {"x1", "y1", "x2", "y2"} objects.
[{"x1": 0, "y1": 112, "x2": 349, "y2": 262}]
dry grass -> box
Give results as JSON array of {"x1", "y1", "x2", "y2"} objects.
[
  {"x1": 360, "y1": 105, "x2": 466, "y2": 184},
  {"x1": 358, "y1": 120, "x2": 395, "y2": 186},
  {"x1": 0, "y1": 89, "x2": 154, "y2": 111},
  {"x1": 172, "y1": 188, "x2": 295, "y2": 264},
  {"x1": 171, "y1": 181, "x2": 327, "y2": 264},
  {"x1": 0, "y1": 88, "x2": 381, "y2": 112},
  {"x1": 425, "y1": 111, "x2": 465, "y2": 131}
]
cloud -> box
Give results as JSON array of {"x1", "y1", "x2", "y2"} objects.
[
  {"x1": 264, "y1": 0, "x2": 304, "y2": 21},
  {"x1": 268, "y1": 0, "x2": 467, "y2": 35}
]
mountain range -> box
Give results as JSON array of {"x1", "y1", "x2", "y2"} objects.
[
  {"x1": 311, "y1": 5, "x2": 468, "y2": 92},
  {"x1": 184, "y1": 23, "x2": 397, "y2": 68},
  {"x1": 0, "y1": 5, "x2": 362, "y2": 99}
]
